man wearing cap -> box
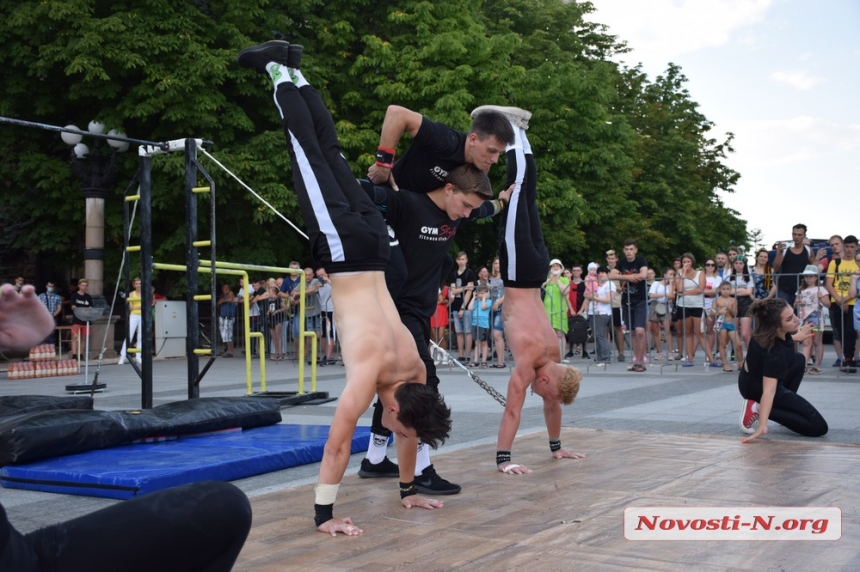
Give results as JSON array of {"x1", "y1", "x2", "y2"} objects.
[{"x1": 611, "y1": 240, "x2": 649, "y2": 371}]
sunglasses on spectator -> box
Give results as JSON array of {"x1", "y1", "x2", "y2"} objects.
[{"x1": 705, "y1": 263, "x2": 715, "y2": 266}]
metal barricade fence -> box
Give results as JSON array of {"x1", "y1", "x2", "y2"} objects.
[{"x1": 665, "y1": 268, "x2": 836, "y2": 369}]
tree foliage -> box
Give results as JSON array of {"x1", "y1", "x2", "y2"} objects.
[{"x1": 0, "y1": 0, "x2": 747, "y2": 288}]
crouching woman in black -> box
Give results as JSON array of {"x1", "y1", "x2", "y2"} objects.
[{"x1": 738, "y1": 298, "x2": 828, "y2": 443}]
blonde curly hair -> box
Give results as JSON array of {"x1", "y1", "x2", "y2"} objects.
[{"x1": 559, "y1": 365, "x2": 582, "y2": 405}]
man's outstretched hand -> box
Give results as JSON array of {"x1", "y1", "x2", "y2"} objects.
[
  {"x1": 317, "y1": 517, "x2": 364, "y2": 537},
  {"x1": 401, "y1": 495, "x2": 443, "y2": 510},
  {"x1": 498, "y1": 462, "x2": 533, "y2": 475},
  {"x1": 553, "y1": 449, "x2": 586, "y2": 460},
  {"x1": 0, "y1": 284, "x2": 54, "y2": 351}
]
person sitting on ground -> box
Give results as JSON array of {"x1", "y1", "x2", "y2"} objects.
[
  {"x1": 471, "y1": 105, "x2": 584, "y2": 476},
  {"x1": 738, "y1": 298, "x2": 827, "y2": 442},
  {"x1": 237, "y1": 39, "x2": 451, "y2": 536}
]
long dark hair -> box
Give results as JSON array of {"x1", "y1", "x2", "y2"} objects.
[
  {"x1": 395, "y1": 383, "x2": 451, "y2": 448},
  {"x1": 749, "y1": 298, "x2": 789, "y2": 350}
]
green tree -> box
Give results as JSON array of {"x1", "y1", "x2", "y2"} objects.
[{"x1": 0, "y1": 0, "x2": 747, "y2": 288}]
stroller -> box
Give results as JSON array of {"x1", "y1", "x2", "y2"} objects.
[{"x1": 566, "y1": 314, "x2": 591, "y2": 359}]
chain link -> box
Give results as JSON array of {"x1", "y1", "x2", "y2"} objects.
[{"x1": 430, "y1": 342, "x2": 506, "y2": 407}]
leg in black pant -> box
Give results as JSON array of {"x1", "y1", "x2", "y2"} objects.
[
  {"x1": 15, "y1": 481, "x2": 251, "y2": 572},
  {"x1": 769, "y1": 353, "x2": 828, "y2": 436},
  {"x1": 739, "y1": 353, "x2": 828, "y2": 437}
]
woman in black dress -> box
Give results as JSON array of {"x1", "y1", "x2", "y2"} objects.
[{"x1": 738, "y1": 298, "x2": 828, "y2": 442}]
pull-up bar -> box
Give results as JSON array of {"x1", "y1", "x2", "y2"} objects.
[{"x1": 0, "y1": 115, "x2": 171, "y2": 150}]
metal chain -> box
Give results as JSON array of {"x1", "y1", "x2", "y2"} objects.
[{"x1": 430, "y1": 341, "x2": 507, "y2": 407}]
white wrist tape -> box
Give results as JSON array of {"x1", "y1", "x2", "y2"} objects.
[{"x1": 314, "y1": 483, "x2": 340, "y2": 505}]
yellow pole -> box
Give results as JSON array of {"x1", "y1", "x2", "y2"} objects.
[
  {"x1": 200, "y1": 260, "x2": 311, "y2": 393},
  {"x1": 152, "y1": 263, "x2": 262, "y2": 394}
]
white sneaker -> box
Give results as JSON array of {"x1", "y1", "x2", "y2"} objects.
[
  {"x1": 118, "y1": 357, "x2": 126, "y2": 365},
  {"x1": 470, "y1": 105, "x2": 532, "y2": 130}
]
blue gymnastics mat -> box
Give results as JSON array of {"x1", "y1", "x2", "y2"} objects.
[{"x1": 0, "y1": 424, "x2": 370, "y2": 500}]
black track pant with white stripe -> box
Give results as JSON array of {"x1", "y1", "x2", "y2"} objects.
[
  {"x1": 498, "y1": 126, "x2": 549, "y2": 288},
  {"x1": 273, "y1": 82, "x2": 388, "y2": 273}
]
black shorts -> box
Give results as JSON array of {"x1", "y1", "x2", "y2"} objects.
[
  {"x1": 737, "y1": 297, "x2": 753, "y2": 318},
  {"x1": 676, "y1": 306, "x2": 704, "y2": 319},
  {"x1": 612, "y1": 307, "x2": 622, "y2": 328},
  {"x1": 275, "y1": 83, "x2": 388, "y2": 274},
  {"x1": 498, "y1": 127, "x2": 549, "y2": 289}
]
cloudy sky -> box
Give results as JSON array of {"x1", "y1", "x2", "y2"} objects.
[{"x1": 587, "y1": 0, "x2": 860, "y2": 249}]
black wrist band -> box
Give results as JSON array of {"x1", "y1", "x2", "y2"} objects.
[
  {"x1": 400, "y1": 480, "x2": 418, "y2": 499},
  {"x1": 549, "y1": 439, "x2": 561, "y2": 452},
  {"x1": 496, "y1": 450, "x2": 511, "y2": 465},
  {"x1": 314, "y1": 503, "x2": 334, "y2": 527},
  {"x1": 375, "y1": 147, "x2": 395, "y2": 168}
]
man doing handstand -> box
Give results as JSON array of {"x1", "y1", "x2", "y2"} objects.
[
  {"x1": 469, "y1": 106, "x2": 584, "y2": 475},
  {"x1": 237, "y1": 40, "x2": 451, "y2": 536}
]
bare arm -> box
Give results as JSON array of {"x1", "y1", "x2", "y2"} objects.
[
  {"x1": 772, "y1": 246, "x2": 785, "y2": 271},
  {"x1": 367, "y1": 106, "x2": 424, "y2": 189},
  {"x1": 462, "y1": 281, "x2": 475, "y2": 309},
  {"x1": 743, "y1": 377, "x2": 776, "y2": 443},
  {"x1": 497, "y1": 366, "x2": 530, "y2": 453},
  {"x1": 543, "y1": 397, "x2": 562, "y2": 442}
]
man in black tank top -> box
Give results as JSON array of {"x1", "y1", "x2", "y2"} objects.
[{"x1": 772, "y1": 223, "x2": 815, "y2": 305}]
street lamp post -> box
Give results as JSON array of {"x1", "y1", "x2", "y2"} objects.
[
  {"x1": 62, "y1": 121, "x2": 129, "y2": 359},
  {"x1": 61, "y1": 121, "x2": 129, "y2": 303}
]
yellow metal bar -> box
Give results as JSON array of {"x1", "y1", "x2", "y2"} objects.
[
  {"x1": 125, "y1": 194, "x2": 141, "y2": 202},
  {"x1": 193, "y1": 349, "x2": 212, "y2": 355},
  {"x1": 199, "y1": 260, "x2": 303, "y2": 277},
  {"x1": 297, "y1": 276, "x2": 306, "y2": 393},
  {"x1": 192, "y1": 186, "x2": 211, "y2": 194},
  {"x1": 249, "y1": 332, "x2": 265, "y2": 393},
  {"x1": 193, "y1": 294, "x2": 211, "y2": 301},
  {"x1": 301, "y1": 331, "x2": 318, "y2": 394},
  {"x1": 200, "y1": 260, "x2": 306, "y2": 393},
  {"x1": 127, "y1": 348, "x2": 141, "y2": 354},
  {"x1": 126, "y1": 246, "x2": 141, "y2": 252},
  {"x1": 152, "y1": 263, "x2": 263, "y2": 394},
  {"x1": 192, "y1": 240, "x2": 211, "y2": 248}
]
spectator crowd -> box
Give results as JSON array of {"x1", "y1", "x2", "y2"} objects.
[{"x1": 14, "y1": 224, "x2": 858, "y2": 376}]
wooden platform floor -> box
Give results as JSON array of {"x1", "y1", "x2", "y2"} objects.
[{"x1": 237, "y1": 429, "x2": 860, "y2": 571}]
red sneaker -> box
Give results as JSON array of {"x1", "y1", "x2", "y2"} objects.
[{"x1": 739, "y1": 399, "x2": 758, "y2": 434}]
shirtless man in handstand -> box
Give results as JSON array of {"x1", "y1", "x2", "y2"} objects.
[
  {"x1": 469, "y1": 106, "x2": 585, "y2": 475},
  {"x1": 238, "y1": 40, "x2": 451, "y2": 536}
]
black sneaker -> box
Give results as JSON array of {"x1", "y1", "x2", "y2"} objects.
[
  {"x1": 414, "y1": 464, "x2": 461, "y2": 495},
  {"x1": 840, "y1": 359, "x2": 857, "y2": 373},
  {"x1": 237, "y1": 40, "x2": 290, "y2": 73},
  {"x1": 288, "y1": 44, "x2": 304, "y2": 69},
  {"x1": 358, "y1": 456, "x2": 399, "y2": 478}
]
